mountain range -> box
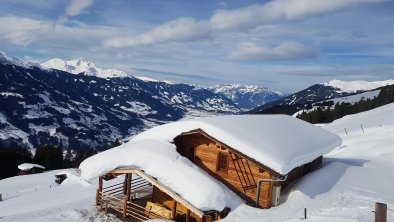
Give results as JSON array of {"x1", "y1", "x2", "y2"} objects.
[
  {"x1": 208, "y1": 84, "x2": 284, "y2": 110},
  {"x1": 3, "y1": 51, "x2": 392, "y2": 150},
  {"x1": 251, "y1": 79, "x2": 394, "y2": 115},
  {"x1": 40, "y1": 57, "x2": 285, "y2": 110},
  {"x1": 0, "y1": 53, "x2": 243, "y2": 150}
]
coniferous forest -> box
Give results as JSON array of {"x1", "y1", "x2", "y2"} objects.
[
  {"x1": 297, "y1": 85, "x2": 394, "y2": 124},
  {"x1": 0, "y1": 146, "x2": 98, "y2": 180}
]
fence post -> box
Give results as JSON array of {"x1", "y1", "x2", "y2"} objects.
[
  {"x1": 344, "y1": 128, "x2": 348, "y2": 135},
  {"x1": 361, "y1": 124, "x2": 365, "y2": 133},
  {"x1": 0, "y1": 193, "x2": 2, "y2": 201},
  {"x1": 375, "y1": 202, "x2": 387, "y2": 222},
  {"x1": 304, "y1": 208, "x2": 307, "y2": 219}
]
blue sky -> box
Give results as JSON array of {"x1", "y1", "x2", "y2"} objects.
[{"x1": 0, "y1": 0, "x2": 393, "y2": 92}]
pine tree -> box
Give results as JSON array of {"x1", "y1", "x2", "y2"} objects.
[
  {"x1": 34, "y1": 145, "x2": 64, "y2": 170},
  {"x1": 0, "y1": 147, "x2": 33, "y2": 179}
]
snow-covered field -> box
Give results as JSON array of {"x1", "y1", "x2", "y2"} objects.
[{"x1": 1, "y1": 103, "x2": 394, "y2": 221}]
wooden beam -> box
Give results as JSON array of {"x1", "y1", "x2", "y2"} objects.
[
  {"x1": 96, "y1": 176, "x2": 103, "y2": 205},
  {"x1": 202, "y1": 214, "x2": 213, "y2": 222},
  {"x1": 126, "y1": 173, "x2": 132, "y2": 201},
  {"x1": 186, "y1": 209, "x2": 190, "y2": 222},
  {"x1": 122, "y1": 198, "x2": 127, "y2": 218},
  {"x1": 123, "y1": 174, "x2": 128, "y2": 195},
  {"x1": 171, "y1": 199, "x2": 177, "y2": 220}
]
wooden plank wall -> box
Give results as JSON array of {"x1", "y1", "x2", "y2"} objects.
[
  {"x1": 152, "y1": 187, "x2": 202, "y2": 222},
  {"x1": 174, "y1": 133, "x2": 323, "y2": 209},
  {"x1": 174, "y1": 134, "x2": 272, "y2": 209}
]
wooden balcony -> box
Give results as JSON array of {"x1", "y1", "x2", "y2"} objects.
[{"x1": 96, "y1": 168, "x2": 222, "y2": 222}]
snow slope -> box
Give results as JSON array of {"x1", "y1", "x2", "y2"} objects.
[
  {"x1": 0, "y1": 169, "x2": 121, "y2": 222},
  {"x1": 41, "y1": 58, "x2": 129, "y2": 78},
  {"x1": 292, "y1": 89, "x2": 381, "y2": 117},
  {"x1": 324, "y1": 79, "x2": 394, "y2": 93}
]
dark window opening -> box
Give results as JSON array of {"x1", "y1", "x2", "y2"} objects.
[{"x1": 217, "y1": 151, "x2": 229, "y2": 173}]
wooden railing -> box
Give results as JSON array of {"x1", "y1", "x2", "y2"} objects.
[{"x1": 98, "y1": 177, "x2": 172, "y2": 221}]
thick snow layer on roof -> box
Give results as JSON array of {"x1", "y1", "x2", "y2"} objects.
[
  {"x1": 18, "y1": 163, "x2": 45, "y2": 170},
  {"x1": 133, "y1": 115, "x2": 341, "y2": 175},
  {"x1": 80, "y1": 139, "x2": 243, "y2": 211}
]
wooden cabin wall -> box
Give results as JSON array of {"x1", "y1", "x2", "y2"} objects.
[
  {"x1": 174, "y1": 134, "x2": 272, "y2": 209},
  {"x1": 152, "y1": 187, "x2": 202, "y2": 222}
]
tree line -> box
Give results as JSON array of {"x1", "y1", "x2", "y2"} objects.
[
  {"x1": 0, "y1": 138, "x2": 123, "y2": 180},
  {"x1": 0, "y1": 145, "x2": 97, "y2": 180},
  {"x1": 297, "y1": 85, "x2": 394, "y2": 124}
]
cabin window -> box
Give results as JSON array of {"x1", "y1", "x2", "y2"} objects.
[{"x1": 217, "y1": 151, "x2": 229, "y2": 173}]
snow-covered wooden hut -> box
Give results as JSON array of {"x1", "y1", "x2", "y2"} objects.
[
  {"x1": 80, "y1": 115, "x2": 341, "y2": 222},
  {"x1": 17, "y1": 163, "x2": 45, "y2": 175}
]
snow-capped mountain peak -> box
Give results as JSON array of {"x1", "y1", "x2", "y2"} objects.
[
  {"x1": 41, "y1": 58, "x2": 130, "y2": 78},
  {"x1": 323, "y1": 79, "x2": 394, "y2": 93},
  {"x1": 0, "y1": 51, "x2": 36, "y2": 68},
  {"x1": 135, "y1": 76, "x2": 174, "y2": 84},
  {"x1": 209, "y1": 84, "x2": 284, "y2": 110}
]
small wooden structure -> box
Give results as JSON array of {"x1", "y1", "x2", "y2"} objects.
[
  {"x1": 96, "y1": 168, "x2": 227, "y2": 222},
  {"x1": 174, "y1": 129, "x2": 323, "y2": 209},
  {"x1": 55, "y1": 173, "x2": 68, "y2": 184},
  {"x1": 17, "y1": 163, "x2": 45, "y2": 175},
  {"x1": 375, "y1": 202, "x2": 387, "y2": 222}
]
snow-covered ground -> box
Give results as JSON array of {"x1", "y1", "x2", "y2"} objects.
[
  {"x1": 1, "y1": 104, "x2": 394, "y2": 221},
  {"x1": 0, "y1": 169, "x2": 123, "y2": 222},
  {"x1": 323, "y1": 79, "x2": 394, "y2": 93}
]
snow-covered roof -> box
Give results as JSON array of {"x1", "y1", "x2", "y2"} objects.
[
  {"x1": 80, "y1": 115, "x2": 340, "y2": 212},
  {"x1": 18, "y1": 163, "x2": 45, "y2": 171},
  {"x1": 133, "y1": 114, "x2": 341, "y2": 175},
  {"x1": 80, "y1": 139, "x2": 243, "y2": 212}
]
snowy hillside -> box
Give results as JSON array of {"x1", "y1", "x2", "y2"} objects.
[
  {"x1": 0, "y1": 51, "x2": 37, "y2": 69},
  {"x1": 252, "y1": 79, "x2": 394, "y2": 115},
  {"x1": 1, "y1": 104, "x2": 393, "y2": 221},
  {"x1": 41, "y1": 58, "x2": 129, "y2": 78},
  {"x1": 292, "y1": 89, "x2": 381, "y2": 117},
  {"x1": 209, "y1": 84, "x2": 284, "y2": 110},
  {"x1": 324, "y1": 79, "x2": 394, "y2": 93},
  {"x1": 0, "y1": 52, "x2": 240, "y2": 149}
]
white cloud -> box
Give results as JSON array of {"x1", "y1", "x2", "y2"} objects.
[
  {"x1": 103, "y1": 17, "x2": 211, "y2": 48},
  {"x1": 65, "y1": 0, "x2": 93, "y2": 17},
  {"x1": 0, "y1": 15, "x2": 117, "y2": 51},
  {"x1": 103, "y1": 0, "x2": 386, "y2": 48},
  {"x1": 210, "y1": 0, "x2": 387, "y2": 30},
  {"x1": 227, "y1": 42, "x2": 318, "y2": 61},
  {"x1": 0, "y1": 16, "x2": 43, "y2": 45}
]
